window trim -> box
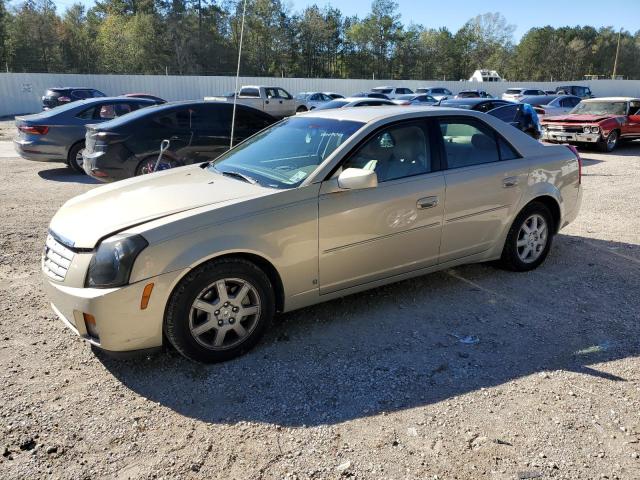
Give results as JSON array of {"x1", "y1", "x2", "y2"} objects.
[
  {"x1": 325, "y1": 118, "x2": 443, "y2": 183},
  {"x1": 434, "y1": 115, "x2": 522, "y2": 171}
]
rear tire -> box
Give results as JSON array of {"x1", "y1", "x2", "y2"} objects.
[
  {"x1": 66, "y1": 142, "x2": 86, "y2": 174},
  {"x1": 498, "y1": 202, "x2": 554, "y2": 272},
  {"x1": 164, "y1": 258, "x2": 275, "y2": 363},
  {"x1": 296, "y1": 106, "x2": 308, "y2": 113}
]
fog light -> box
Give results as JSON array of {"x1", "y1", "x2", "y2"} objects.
[{"x1": 83, "y1": 313, "x2": 99, "y2": 339}]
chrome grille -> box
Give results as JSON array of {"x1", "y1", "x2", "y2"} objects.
[
  {"x1": 43, "y1": 234, "x2": 74, "y2": 281},
  {"x1": 545, "y1": 124, "x2": 584, "y2": 133}
]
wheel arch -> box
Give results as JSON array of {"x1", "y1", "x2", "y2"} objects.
[
  {"x1": 66, "y1": 138, "x2": 85, "y2": 162},
  {"x1": 169, "y1": 251, "x2": 286, "y2": 314},
  {"x1": 528, "y1": 195, "x2": 561, "y2": 234}
]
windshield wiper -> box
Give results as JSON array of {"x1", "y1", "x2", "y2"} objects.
[{"x1": 220, "y1": 170, "x2": 258, "y2": 185}]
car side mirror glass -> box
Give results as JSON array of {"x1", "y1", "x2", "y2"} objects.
[{"x1": 337, "y1": 168, "x2": 378, "y2": 190}]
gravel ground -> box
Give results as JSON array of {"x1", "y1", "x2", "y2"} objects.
[
  {"x1": 1, "y1": 140, "x2": 639, "y2": 480},
  {"x1": 0, "y1": 119, "x2": 17, "y2": 142}
]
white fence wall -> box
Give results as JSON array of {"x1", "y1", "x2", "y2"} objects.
[{"x1": 1, "y1": 72, "x2": 640, "y2": 117}]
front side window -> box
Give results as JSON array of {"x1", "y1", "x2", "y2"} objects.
[
  {"x1": 210, "y1": 117, "x2": 363, "y2": 189},
  {"x1": 438, "y1": 119, "x2": 501, "y2": 169},
  {"x1": 154, "y1": 109, "x2": 192, "y2": 129},
  {"x1": 341, "y1": 123, "x2": 431, "y2": 183},
  {"x1": 276, "y1": 88, "x2": 293, "y2": 99},
  {"x1": 71, "y1": 90, "x2": 90, "y2": 100}
]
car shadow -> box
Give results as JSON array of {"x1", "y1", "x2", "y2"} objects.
[
  {"x1": 38, "y1": 167, "x2": 101, "y2": 184},
  {"x1": 99, "y1": 234, "x2": 640, "y2": 427}
]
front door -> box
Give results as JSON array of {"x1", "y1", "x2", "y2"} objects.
[
  {"x1": 435, "y1": 116, "x2": 530, "y2": 263},
  {"x1": 318, "y1": 121, "x2": 445, "y2": 294}
]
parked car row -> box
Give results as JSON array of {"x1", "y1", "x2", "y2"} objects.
[{"x1": 41, "y1": 104, "x2": 583, "y2": 363}]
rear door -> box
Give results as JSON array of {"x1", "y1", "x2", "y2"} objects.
[
  {"x1": 436, "y1": 116, "x2": 529, "y2": 263},
  {"x1": 150, "y1": 107, "x2": 194, "y2": 162},
  {"x1": 187, "y1": 103, "x2": 233, "y2": 163}
]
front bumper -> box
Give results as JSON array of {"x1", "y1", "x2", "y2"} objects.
[
  {"x1": 44, "y1": 269, "x2": 187, "y2": 353},
  {"x1": 542, "y1": 131, "x2": 600, "y2": 143}
]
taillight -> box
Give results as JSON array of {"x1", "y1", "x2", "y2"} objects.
[
  {"x1": 58, "y1": 96, "x2": 71, "y2": 103},
  {"x1": 19, "y1": 125, "x2": 49, "y2": 135},
  {"x1": 566, "y1": 144, "x2": 581, "y2": 184}
]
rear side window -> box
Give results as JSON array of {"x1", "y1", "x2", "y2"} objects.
[
  {"x1": 91, "y1": 90, "x2": 106, "y2": 97},
  {"x1": 488, "y1": 104, "x2": 519, "y2": 122},
  {"x1": 154, "y1": 109, "x2": 192, "y2": 129},
  {"x1": 240, "y1": 88, "x2": 260, "y2": 98},
  {"x1": 438, "y1": 119, "x2": 500, "y2": 169},
  {"x1": 71, "y1": 90, "x2": 90, "y2": 100}
]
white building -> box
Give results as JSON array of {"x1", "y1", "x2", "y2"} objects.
[{"x1": 469, "y1": 69, "x2": 503, "y2": 82}]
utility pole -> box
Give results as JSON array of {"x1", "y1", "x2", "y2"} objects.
[{"x1": 612, "y1": 29, "x2": 622, "y2": 80}]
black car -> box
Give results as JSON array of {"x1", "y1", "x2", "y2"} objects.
[
  {"x1": 42, "y1": 87, "x2": 106, "y2": 110},
  {"x1": 83, "y1": 101, "x2": 276, "y2": 182},
  {"x1": 437, "y1": 98, "x2": 541, "y2": 139},
  {"x1": 351, "y1": 92, "x2": 391, "y2": 100}
]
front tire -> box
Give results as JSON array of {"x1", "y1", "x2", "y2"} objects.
[
  {"x1": 66, "y1": 142, "x2": 86, "y2": 174},
  {"x1": 499, "y1": 202, "x2": 554, "y2": 272},
  {"x1": 164, "y1": 258, "x2": 275, "y2": 363},
  {"x1": 597, "y1": 129, "x2": 618, "y2": 152}
]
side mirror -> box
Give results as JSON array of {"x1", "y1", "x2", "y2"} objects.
[{"x1": 337, "y1": 168, "x2": 378, "y2": 190}]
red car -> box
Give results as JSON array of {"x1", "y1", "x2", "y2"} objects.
[{"x1": 541, "y1": 97, "x2": 640, "y2": 152}]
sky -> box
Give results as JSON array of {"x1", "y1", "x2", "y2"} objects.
[
  {"x1": 32, "y1": 0, "x2": 640, "y2": 41},
  {"x1": 286, "y1": 0, "x2": 640, "y2": 40}
]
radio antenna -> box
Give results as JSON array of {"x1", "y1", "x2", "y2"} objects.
[{"x1": 230, "y1": 0, "x2": 248, "y2": 149}]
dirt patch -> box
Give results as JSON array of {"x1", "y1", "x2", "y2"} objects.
[
  {"x1": 0, "y1": 118, "x2": 16, "y2": 141},
  {"x1": 0, "y1": 142, "x2": 639, "y2": 479}
]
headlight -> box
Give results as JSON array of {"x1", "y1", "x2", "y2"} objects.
[
  {"x1": 86, "y1": 234, "x2": 148, "y2": 288},
  {"x1": 591, "y1": 126, "x2": 600, "y2": 134},
  {"x1": 583, "y1": 126, "x2": 590, "y2": 133}
]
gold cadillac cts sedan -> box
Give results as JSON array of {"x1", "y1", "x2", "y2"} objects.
[{"x1": 42, "y1": 106, "x2": 582, "y2": 363}]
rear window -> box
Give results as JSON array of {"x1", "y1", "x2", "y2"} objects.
[
  {"x1": 372, "y1": 88, "x2": 392, "y2": 94},
  {"x1": 523, "y1": 90, "x2": 540, "y2": 95},
  {"x1": 505, "y1": 89, "x2": 523, "y2": 94},
  {"x1": 240, "y1": 88, "x2": 260, "y2": 98}
]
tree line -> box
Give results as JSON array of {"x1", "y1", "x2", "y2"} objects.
[{"x1": 1, "y1": 0, "x2": 639, "y2": 81}]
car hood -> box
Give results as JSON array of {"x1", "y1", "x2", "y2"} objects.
[
  {"x1": 543, "y1": 114, "x2": 619, "y2": 123},
  {"x1": 49, "y1": 165, "x2": 273, "y2": 248}
]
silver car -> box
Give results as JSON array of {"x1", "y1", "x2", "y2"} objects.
[
  {"x1": 415, "y1": 87, "x2": 454, "y2": 101},
  {"x1": 295, "y1": 92, "x2": 334, "y2": 112},
  {"x1": 370, "y1": 86, "x2": 414, "y2": 99},
  {"x1": 392, "y1": 94, "x2": 438, "y2": 106},
  {"x1": 43, "y1": 106, "x2": 582, "y2": 363},
  {"x1": 520, "y1": 95, "x2": 581, "y2": 118},
  {"x1": 313, "y1": 97, "x2": 395, "y2": 110}
]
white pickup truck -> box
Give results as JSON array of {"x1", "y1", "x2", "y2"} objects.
[{"x1": 206, "y1": 86, "x2": 296, "y2": 119}]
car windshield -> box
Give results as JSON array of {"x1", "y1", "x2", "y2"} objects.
[
  {"x1": 209, "y1": 117, "x2": 363, "y2": 189},
  {"x1": 570, "y1": 101, "x2": 626, "y2": 115},
  {"x1": 314, "y1": 100, "x2": 349, "y2": 110}
]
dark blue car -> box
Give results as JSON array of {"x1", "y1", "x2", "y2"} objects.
[{"x1": 14, "y1": 97, "x2": 160, "y2": 173}]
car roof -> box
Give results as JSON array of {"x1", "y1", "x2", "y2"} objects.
[
  {"x1": 582, "y1": 97, "x2": 639, "y2": 102},
  {"x1": 303, "y1": 105, "x2": 487, "y2": 123}
]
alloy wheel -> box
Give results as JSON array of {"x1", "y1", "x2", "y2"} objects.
[
  {"x1": 188, "y1": 278, "x2": 261, "y2": 350},
  {"x1": 516, "y1": 214, "x2": 548, "y2": 263}
]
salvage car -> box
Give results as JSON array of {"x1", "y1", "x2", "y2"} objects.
[
  {"x1": 295, "y1": 92, "x2": 334, "y2": 112},
  {"x1": 83, "y1": 101, "x2": 275, "y2": 182},
  {"x1": 41, "y1": 87, "x2": 106, "y2": 110},
  {"x1": 392, "y1": 94, "x2": 438, "y2": 106},
  {"x1": 370, "y1": 86, "x2": 414, "y2": 99},
  {"x1": 520, "y1": 95, "x2": 581, "y2": 118},
  {"x1": 14, "y1": 97, "x2": 159, "y2": 173},
  {"x1": 206, "y1": 86, "x2": 296, "y2": 118},
  {"x1": 541, "y1": 97, "x2": 640, "y2": 152},
  {"x1": 43, "y1": 106, "x2": 582, "y2": 363},
  {"x1": 312, "y1": 97, "x2": 395, "y2": 110},
  {"x1": 414, "y1": 87, "x2": 453, "y2": 101}
]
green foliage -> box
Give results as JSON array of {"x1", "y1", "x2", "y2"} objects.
[{"x1": 2, "y1": 0, "x2": 640, "y2": 80}]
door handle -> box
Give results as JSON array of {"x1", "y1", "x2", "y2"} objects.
[
  {"x1": 503, "y1": 176, "x2": 519, "y2": 188},
  {"x1": 417, "y1": 196, "x2": 439, "y2": 209}
]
